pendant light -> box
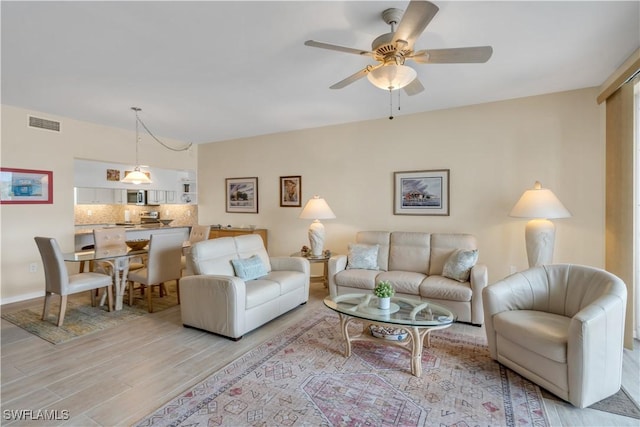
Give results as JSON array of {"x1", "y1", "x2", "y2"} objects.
[{"x1": 121, "y1": 107, "x2": 152, "y2": 185}]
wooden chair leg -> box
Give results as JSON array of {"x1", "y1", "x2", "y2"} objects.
[
  {"x1": 106, "y1": 286, "x2": 113, "y2": 312},
  {"x1": 42, "y1": 292, "x2": 53, "y2": 320},
  {"x1": 57, "y1": 295, "x2": 68, "y2": 327},
  {"x1": 159, "y1": 283, "x2": 165, "y2": 297},
  {"x1": 176, "y1": 279, "x2": 180, "y2": 304},
  {"x1": 128, "y1": 281, "x2": 134, "y2": 306},
  {"x1": 90, "y1": 289, "x2": 96, "y2": 307},
  {"x1": 147, "y1": 285, "x2": 154, "y2": 313}
]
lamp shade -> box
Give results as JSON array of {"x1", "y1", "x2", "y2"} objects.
[
  {"x1": 509, "y1": 181, "x2": 571, "y2": 219},
  {"x1": 367, "y1": 64, "x2": 417, "y2": 91},
  {"x1": 121, "y1": 168, "x2": 152, "y2": 185},
  {"x1": 299, "y1": 195, "x2": 336, "y2": 220}
]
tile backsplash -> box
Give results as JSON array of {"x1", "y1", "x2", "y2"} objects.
[{"x1": 75, "y1": 204, "x2": 198, "y2": 226}]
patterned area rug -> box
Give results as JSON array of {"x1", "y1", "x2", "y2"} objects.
[
  {"x1": 136, "y1": 311, "x2": 550, "y2": 427},
  {"x1": 1, "y1": 286, "x2": 178, "y2": 344}
]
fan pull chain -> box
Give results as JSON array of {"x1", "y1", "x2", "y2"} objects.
[
  {"x1": 389, "y1": 88, "x2": 394, "y2": 120},
  {"x1": 398, "y1": 90, "x2": 402, "y2": 112}
]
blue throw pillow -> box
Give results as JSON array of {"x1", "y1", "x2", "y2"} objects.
[{"x1": 231, "y1": 255, "x2": 268, "y2": 280}]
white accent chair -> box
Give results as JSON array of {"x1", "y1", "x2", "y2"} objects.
[
  {"x1": 483, "y1": 264, "x2": 627, "y2": 408},
  {"x1": 35, "y1": 236, "x2": 113, "y2": 326},
  {"x1": 127, "y1": 232, "x2": 184, "y2": 313}
]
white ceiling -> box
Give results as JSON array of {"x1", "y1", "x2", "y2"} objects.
[{"x1": 2, "y1": 1, "x2": 638, "y2": 144}]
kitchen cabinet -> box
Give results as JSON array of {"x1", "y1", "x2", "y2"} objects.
[
  {"x1": 165, "y1": 190, "x2": 177, "y2": 204},
  {"x1": 75, "y1": 187, "x2": 115, "y2": 204},
  {"x1": 113, "y1": 189, "x2": 127, "y2": 204},
  {"x1": 147, "y1": 190, "x2": 166, "y2": 204}
]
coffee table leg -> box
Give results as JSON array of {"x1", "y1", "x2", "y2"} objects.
[
  {"x1": 409, "y1": 327, "x2": 424, "y2": 377},
  {"x1": 339, "y1": 314, "x2": 352, "y2": 357}
]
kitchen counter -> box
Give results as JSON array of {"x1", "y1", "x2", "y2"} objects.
[{"x1": 74, "y1": 224, "x2": 190, "y2": 250}]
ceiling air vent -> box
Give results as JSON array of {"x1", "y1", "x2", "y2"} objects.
[{"x1": 28, "y1": 116, "x2": 60, "y2": 132}]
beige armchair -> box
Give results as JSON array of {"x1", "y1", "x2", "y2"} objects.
[
  {"x1": 35, "y1": 236, "x2": 113, "y2": 326},
  {"x1": 483, "y1": 264, "x2": 627, "y2": 408}
]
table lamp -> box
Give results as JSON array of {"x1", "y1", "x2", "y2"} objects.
[
  {"x1": 299, "y1": 195, "x2": 336, "y2": 257},
  {"x1": 509, "y1": 181, "x2": 571, "y2": 267}
]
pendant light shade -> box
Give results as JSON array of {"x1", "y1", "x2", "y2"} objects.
[
  {"x1": 121, "y1": 168, "x2": 151, "y2": 185},
  {"x1": 121, "y1": 107, "x2": 152, "y2": 185},
  {"x1": 367, "y1": 64, "x2": 417, "y2": 90}
]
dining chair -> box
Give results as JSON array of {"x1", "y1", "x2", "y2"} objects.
[
  {"x1": 34, "y1": 236, "x2": 113, "y2": 326},
  {"x1": 93, "y1": 227, "x2": 144, "y2": 306},
  {"x1": 127, "y1": 232, "x2": 184, "y2": 313},
  {"x1": 181, "y1": 225, "x2": 211, "y2": 276}
]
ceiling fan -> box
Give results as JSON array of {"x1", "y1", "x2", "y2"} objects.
[{"x1": 304, "y1": 0, "x2": 493, "y2": 96}]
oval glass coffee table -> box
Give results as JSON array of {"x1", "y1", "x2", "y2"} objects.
[{"x1": 323, "y1": 293, "x2": 456, "y2": 377}]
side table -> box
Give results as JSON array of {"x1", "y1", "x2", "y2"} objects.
[{"x1": 291, "y1": 252, "x2": 330, "y2": 287}]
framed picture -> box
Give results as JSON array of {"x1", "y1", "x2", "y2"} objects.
[
  {"x1": 280, "y1": 175, "x2": 301, "y2": 207},
  {"x1": 106, "y1": 169, "x2": 120, "y2": 181},
  {"x1": 0, "y1": 168, "x2": 53, "y2": 204},
  {"x1": 226, "y1": 177, "x2": 258, "y2": 213},
  {"x1": 394, "y1": 169, "x2": 449, "y2": 216}
]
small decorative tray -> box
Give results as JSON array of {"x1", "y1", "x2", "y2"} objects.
[{"x1": 369, "y1": 325, "x2": 409, "y2": 341}]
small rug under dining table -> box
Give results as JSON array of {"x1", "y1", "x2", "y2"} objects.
[{"x1": 136, "y1": 309, "x2": 550, "y2": 427}]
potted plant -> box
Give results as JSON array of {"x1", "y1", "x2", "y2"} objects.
[{"x1": 374, "y1": 280, "x2": 395, "y2": 310}]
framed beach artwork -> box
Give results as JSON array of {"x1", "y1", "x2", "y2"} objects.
[
  {"x1": 394, "y1": 169, "x2": 449, "y2": 216},
  {"x1": 226, "y1": 177, "x2": 258, "y2": 213},
  {"x1": 0, "y1": 168, "x2": 53, "y2": 204},
  {"x1": 106, "y1": 169, "x2": 120, "y2": 181},
  {"x1": 280, "y1": 176, "x2": 301, "y2": 207}
]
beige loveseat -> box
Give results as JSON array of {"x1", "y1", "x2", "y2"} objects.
[
  {"x1": 483, "y1": 264, "x2": 627, "y2": 408},
  {"x1": 328, "y1": 231, "x2": 488, "y2": 325},
  {"x1": 179, "y1": 234, "x2": 310, "y2": 340}
]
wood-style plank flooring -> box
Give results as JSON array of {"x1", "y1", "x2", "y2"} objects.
[{"x1": 1, "y1": 282, "x2": 638, "y2": 426}]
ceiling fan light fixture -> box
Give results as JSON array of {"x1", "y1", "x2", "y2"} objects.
[{"x1": 367, "y1": 64, "x2": 417, "y2": 91}]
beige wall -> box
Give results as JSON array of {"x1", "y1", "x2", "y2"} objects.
[
  {"x1": 1, "y1": 88, "x2": 604, "y2": 302},
  {"x1": 0, "y1": 105, "x2": 197, "y2": 302},
  {"x1": 198, "y1": 88, "x2": 605, "y2": 284}
]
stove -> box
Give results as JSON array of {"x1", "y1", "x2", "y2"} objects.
[{"x1": 140, "y1": 211, "x2": 160, "y2": 224}]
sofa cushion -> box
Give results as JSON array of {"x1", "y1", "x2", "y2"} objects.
[
  {"x1": 334, "y1": 269, "x2": 378, "y2": 290},
  {"x1": 234, "y1": 234, "x2": 272, "y2": 273},
  {"x1": 420, "y1": 275, "x2": 472, "y2": 302},
  {"x1": 377, "y1": 271, "x2": 426, "y2": 295},
  {"x1": 231, "y1": 255, "x2": 268, "y2": 280},
  {"x1": 429, "y1": 234, "x2": 478, "y2": 276},
  {"x1": 189, "y1": 237, "x2": 237, "y2": 276},
  {"x1": 493, "y1": 310, "x2": 569, "y2": 363},
  {"x1": 263, "y1": 270, "x2": 306, "y2": 295},
  {"x1": 443, "y1": 249, "x2": 478, "y2": 282},
  {"x1": 347, "y1": 243, "x2": 379, "y2": 270},
  {"x1": 245, "y1": 279, "x2": 281, "y2": 309},
  {"x1": 356, "y1": 231, "x2": 390, "y2": 271},
  {"x1": 388, "y1": 232, "x2": 430, "y2": 273}
]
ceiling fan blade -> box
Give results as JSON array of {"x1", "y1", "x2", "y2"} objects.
[
  {"x1": 393, "y1": 0, "x2": 439, "y2": 49},
  {"x1": 403, "y1": 78, "x2": 425, "y2": 96},
  {"x1": 412, "y1": 46, "x2": 493, "y2": 64},
  {"x1": 304, "y1": 40, "x2": 374, "y2": 57},
  {"x1": 329, "y1": 64, "x2": 382, "y2": 89}
]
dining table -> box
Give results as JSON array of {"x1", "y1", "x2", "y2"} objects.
[{"x1": 63, "y1": 247, "x2": 148, "y2": 311}]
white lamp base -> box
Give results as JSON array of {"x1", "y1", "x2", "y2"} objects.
[
  {"x1": 525, "y1": 219, "x2": 556, "y2": 267},
  {"x1": 308, "y1": 220, "x2": 325, "y2": 257}
]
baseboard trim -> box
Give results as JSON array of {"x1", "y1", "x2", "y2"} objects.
[{"x1": 1, "y1": 291, "x2": 44, "y2": 306}]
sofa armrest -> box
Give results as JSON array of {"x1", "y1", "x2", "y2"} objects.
[
  {"x1": 469, "y1": 263, "x2": 488, "y2": 325},
  {"x1": 328, "y1": 255, "x2": 348, "y2": 296},
  {"x1": 270, "y1": 256, "x2": 310, "y2": 276},
  {"x1": 179, "y1": 274, "x2": 247, "y2": 339},
  {"x1": 567, "y1": 292, "x2": 627, "y2": 407}
]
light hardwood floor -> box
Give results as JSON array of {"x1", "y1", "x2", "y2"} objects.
[{"x1": 1, "y1": 282, "x2": 638, "y2": 426}]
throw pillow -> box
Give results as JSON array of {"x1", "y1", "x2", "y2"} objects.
[
  {"x1": 442, "y1": 249, "x2": 478, "y2": 282},
  {"x1": 231, "y1": 255, "x2": 268, "y2": 280},
  {"x1": 346, "y1": 243, "x2": 379, "y2": 270}
]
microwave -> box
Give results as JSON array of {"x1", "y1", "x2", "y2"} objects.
[{"x1": 127, "y1": 190, "x2": 146, "y2": 205}]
